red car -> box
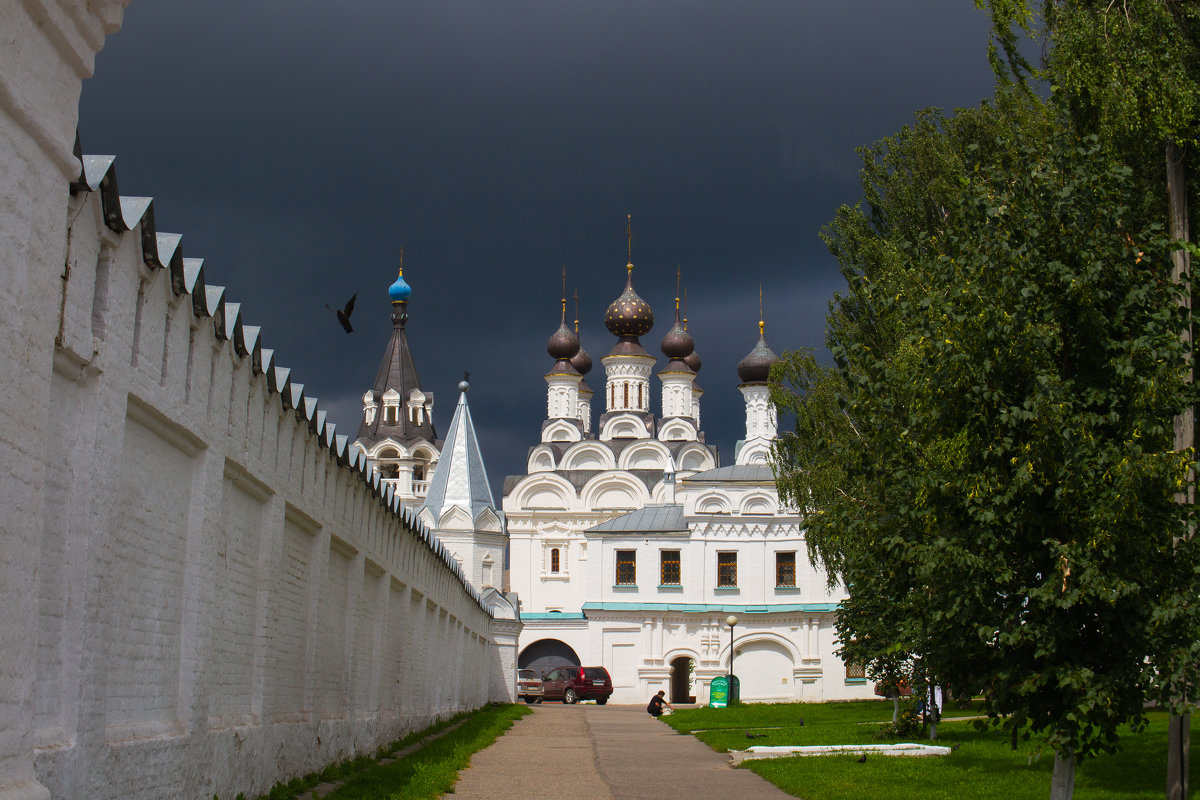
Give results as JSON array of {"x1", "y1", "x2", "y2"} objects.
[{"x1": 541, "y1": 666, "x2": 613, "y2": 705}]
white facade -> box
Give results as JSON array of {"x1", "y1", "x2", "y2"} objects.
[{"x1": 505, "y1": 271, "x2": 875, "y2": 705}]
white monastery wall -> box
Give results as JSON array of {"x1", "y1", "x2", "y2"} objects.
[{"x1": 1, "y1": 4, "x2": 513, "y2": 799}]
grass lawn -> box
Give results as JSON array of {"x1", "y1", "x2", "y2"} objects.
[
  {"x1": 248, "y1": 703, "x2": 530, "y2": 800},
  {"x1": 663, "y1": 700, "x2": 1199, "y2": 800},
  {"x1": 322, "y1": 703, "x2": 529, "y2": 800}
]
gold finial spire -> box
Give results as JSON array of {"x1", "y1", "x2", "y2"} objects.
[
  {"x1": 626, "y1": 213, "x2": 633, "y2": 272},
  {"x1": 683, "y1": 287, "x2": 689, "y2": 331},
  {"x1": 759, "y1": 283, "x2": 765, "y2": 335},
  {"x1": 675, "y1": 265, "x2": 681, "y2": 311},
  {"x1": 398, "y1": 246, "x2": 404, "y2": 277},
  {"x1": 561, "y1": 265, "x2": 568, "y2": 320},
  {"x1": 573, "y1": 288, "x2": 580, "y2": 333}
]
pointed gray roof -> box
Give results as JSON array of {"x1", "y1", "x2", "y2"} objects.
[
  {"x1": 421, "y1": 383, "x2": 497, "y2": 524},
  {"x1": 356, "y1": 300, "x2": 439, "y2": 446}
]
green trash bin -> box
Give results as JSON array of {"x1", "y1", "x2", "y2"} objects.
[{"x1": 709, "y1": 675, "x2": 729, "y2": 708}]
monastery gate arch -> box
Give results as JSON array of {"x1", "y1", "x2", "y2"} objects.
[{"x1": 518, "y1": 638, "x2": 581, "y2": 675}]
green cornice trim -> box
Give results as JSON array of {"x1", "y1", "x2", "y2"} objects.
[{"x1": 580, "y1": 602, "x2": 839, "y2": 614}]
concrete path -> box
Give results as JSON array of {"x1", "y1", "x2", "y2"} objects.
[{"x1": 446, "y1": 704, "x2": 797, "y2": 800}]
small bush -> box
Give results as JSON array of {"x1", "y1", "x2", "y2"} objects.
[{"x1": 874, "y1": 697, "x2": 922, "y2": 739}]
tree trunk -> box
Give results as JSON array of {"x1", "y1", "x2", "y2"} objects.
[
  {"x1": 892, "y1": 694, "x2": 899, "y2": 723},
  {"x1": 1167, "y1": 138, "x2": 1192, "y2": 800},
  {"x1": 928, "y1": 685, "x2": 939, "y2": 741},
  {"x1": 1051, "y1": 752, "x2": 1076, "y2": 800},
  {"x1": 1168, "y1": 713, "x2": 1190, "y2": 800}
]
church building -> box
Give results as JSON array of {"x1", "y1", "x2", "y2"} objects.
[
  {"x1": 349, "y1": 243, "x2": 871, "y2": 705},
  {"x1": 502, "y1": 248, "x2": 873, "y2": 705}
]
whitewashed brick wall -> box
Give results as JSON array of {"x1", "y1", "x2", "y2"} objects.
[{"x1": 1, "y1": 3, "x2": 514, "y2": 799}]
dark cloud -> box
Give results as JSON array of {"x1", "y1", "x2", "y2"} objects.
[{"x1": 80, "y1": 1, "x2": 998, "y2": 495}]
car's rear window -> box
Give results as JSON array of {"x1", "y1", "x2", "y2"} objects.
[
  {"x1": 518, "y1": 670, "x2": 538, "y2": 680},
  {"x1": 583, "y1": 667, "x2": 607, "y2": 680}
]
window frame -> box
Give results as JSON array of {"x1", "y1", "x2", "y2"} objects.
[
  {"x1": 615, "y1": 549, "x2": 637, "y2": 586},
  {"x1": 659, "y1": 549, "x2": 681, "y2": 587},
  {"x1": 716, "y1": 551, "x2": 737, "y2": 588},
  {"x1": 775, "y1": 551, "x2": 796, "y2": 588}
]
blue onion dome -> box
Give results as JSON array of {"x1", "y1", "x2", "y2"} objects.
[
  {"x1": 737, "y1": 321, "x2": 779, "y2": 383},
  {"x1": 604, "y1": 265, "x2": 654, "y2": 338},
  {"x1": 389, "y1": 268, "x2": 412, "y2": 302}
]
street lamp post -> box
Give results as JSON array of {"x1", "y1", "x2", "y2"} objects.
[{"x1": 726, "y1": 614, "x2": 738, "y2": 683}]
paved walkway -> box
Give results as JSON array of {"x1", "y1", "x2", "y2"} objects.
[{"x1": 446, "y1": 704, "x2": 797, "y2": 800}]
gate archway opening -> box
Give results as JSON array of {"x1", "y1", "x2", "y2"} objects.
[{"x1": 518, "y1": 638, "x2": 581, "y2": 676}]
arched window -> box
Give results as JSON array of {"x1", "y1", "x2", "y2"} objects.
[
  {"x1": 550, "y1": 548, "x2": 560, "y2": 573},
  {"x1": 637, "y1": 383, "x2": 643, "y2": 408},
  {"x1": 623, "y1": 383, "x2": 629, "y2": 407}
]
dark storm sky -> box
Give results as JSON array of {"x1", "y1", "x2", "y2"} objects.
[{"x1": 78, "y1": 1, "x2": 998, "y2": 497}]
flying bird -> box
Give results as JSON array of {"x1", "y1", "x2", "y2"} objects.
[{"x1": 326, "y1": 293, "x2": 357, "y2": 333}]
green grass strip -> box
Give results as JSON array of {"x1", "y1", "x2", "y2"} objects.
[
  {"x1": 664, "y1": 700, "x2": 1200, "y2": 799},
  {"x1": 322, "y1": 702, "x2": 530, "y2": 800}
]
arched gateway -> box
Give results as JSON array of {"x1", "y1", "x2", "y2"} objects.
[{"x1": 519, "y1": 638, "x2": 581, "y2": 675}]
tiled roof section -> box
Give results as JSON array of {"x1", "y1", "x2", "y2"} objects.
[
  {"x1": 502, "y1": 468, "x2": 669, "y2": 496},
  {"x1": 684, "y1": 464, "x2": 776, "y2": 483},
  {"x1": 422, "y1": 388, "x2": 498, "y2": 524},
  {"x1": 72, "y1": 144, "x2": 484, "y2": 611},
  {"x1": 586, "y1": 504, "x2": 686, "y2": 534},
  {"x1": 357, "y1": 322, "x2": 438, "y2": 445}
]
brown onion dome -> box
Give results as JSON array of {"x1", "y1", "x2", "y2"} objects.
[
  {"x1": 547, "y1": 299, "x2": 580, "y2": 361},
  {"x1": 737, "y1": 322, "x2": 779, "y2": 383},
  {"x1": 547, "y1": 321, "x2": 579, "y2": 360},
  {"x1": 604, "y1": 265, "x2": 654, "y2": 338},
  {"x1": 684, "y1": 349, "x2": 702, "y2": 373},
  {"x1": 570, "y1": 344, "x2": 593, "y2": 376},
  {"x1": 660, "y1": 301, "x2": 694, "y2": 361}
]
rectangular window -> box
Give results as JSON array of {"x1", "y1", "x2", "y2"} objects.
[
  {"x1": 846, "y1": 662, "x2": 866, "y2": 680},
  {"x1": 775, "y1": 552, "x2": 796, "y2": 587},
  {"x1": 550, "y1": 548, "x2": 560, "y2": 573},
  {"x1": 717, "y1": 552, "x2": 737, "y2": 587},
  {"x1": 660, "y1": 550, "x2": 681, "y2": 586},
  {"x1": 615, "y1": 550, "x2": 636, "y2": 586}
]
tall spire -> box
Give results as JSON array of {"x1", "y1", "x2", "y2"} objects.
[
  {"x1": 604, "y1": 213, "x2": 654, "y2": 342},
  {"x1": 547, "y1": 266, "x2": 581, "y2": 367},
  {"x1": 570, "y1": 288, "x2": 593, "y2": 377},
  {"x1": 626, "y1": 212, "x2": 633, "y2": 271},
  {"x1": 421, "y1": 378, "x2": 497, "y2": 524},
  {"x1": 359, "y1": 255, "x2": 436, "y2": 444},
  {"x1": 660, "y1": 265, "x2": 694, "y2": 365}
]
